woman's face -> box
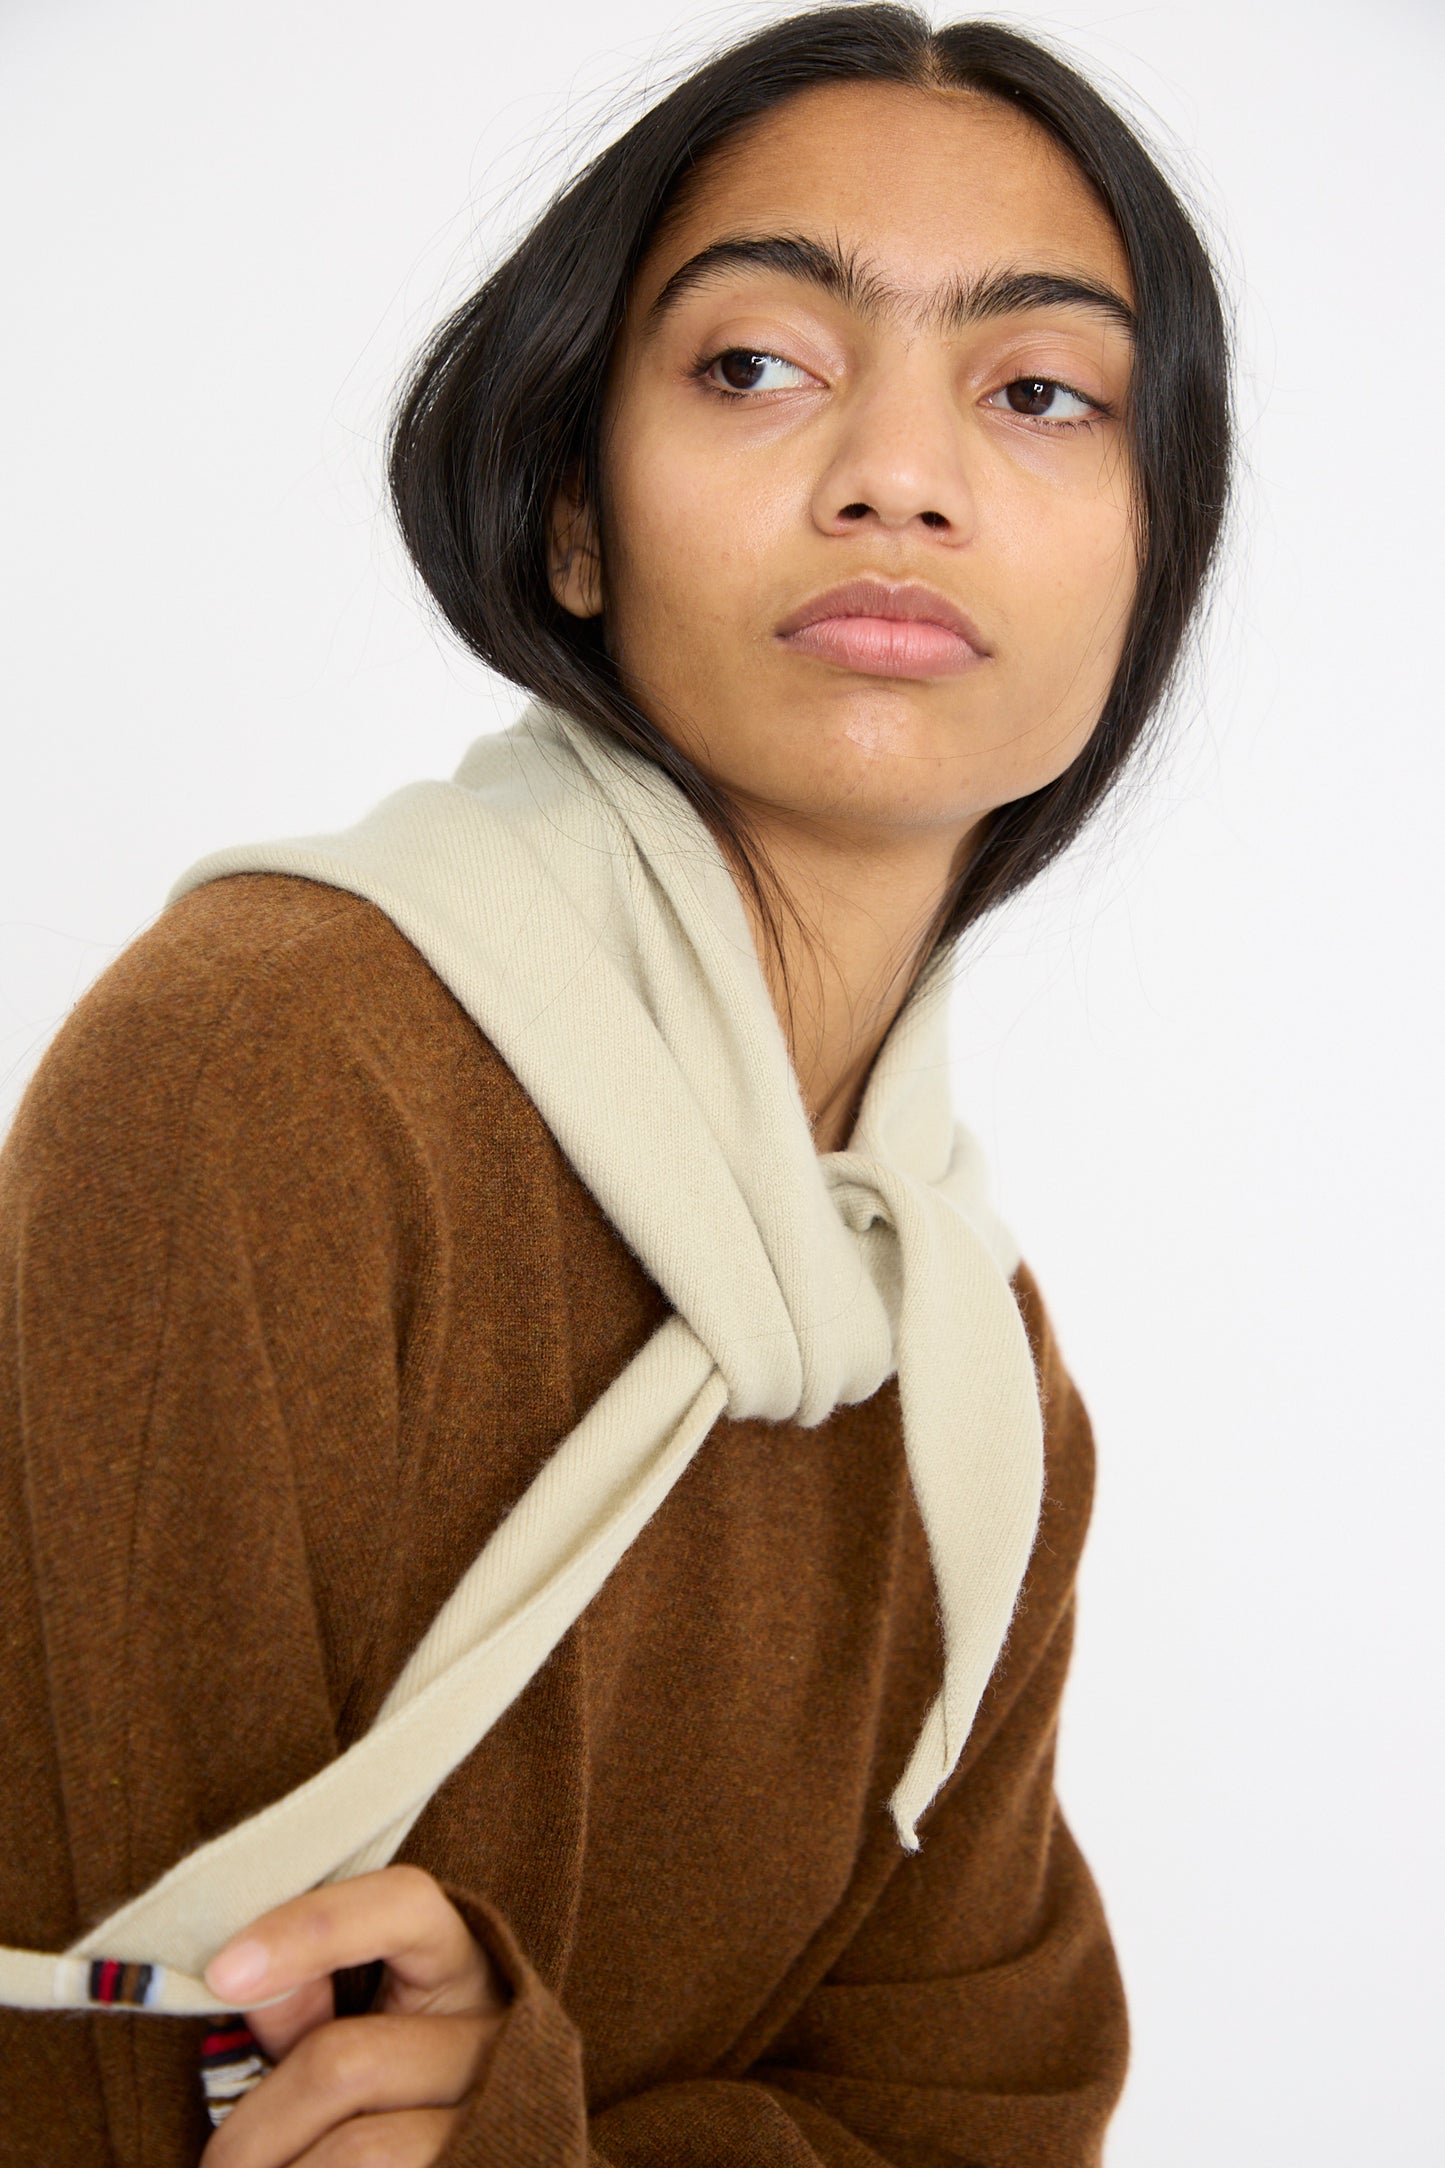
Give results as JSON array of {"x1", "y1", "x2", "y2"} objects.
[{"x1": 554, "y1": 79, "x2": 1138, "y2": 847}]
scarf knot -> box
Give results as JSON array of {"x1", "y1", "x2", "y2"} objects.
[{"x1": 826, "y1": 1165, "x2": 891, "y2": 1238}]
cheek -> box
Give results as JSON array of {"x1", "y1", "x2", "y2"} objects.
[
  {"x1": 995, "y1": 477, "x2": 1138, "y2": 696},
  {"x1": 602, "y1": 409, "x2": 792, "y2": 641}
]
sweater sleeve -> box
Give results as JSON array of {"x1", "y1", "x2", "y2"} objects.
[
  {"x1": 0, "y1": 887, "x2": 445, "y2": 2164},
  {"x1": 431, "y1": 1271, "x2": 1129, "y2": 2168}
]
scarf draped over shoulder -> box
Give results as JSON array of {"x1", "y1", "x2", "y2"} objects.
[{"x1": 0, "y1": 699, "x2": 1045, "y2": 2019}]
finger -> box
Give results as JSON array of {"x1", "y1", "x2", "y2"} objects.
[
  {"x1": 291, "y1": 2107, "x2": 459, "y2": 2168},
  {"x1": 244, "y1": 1959, "x2": 388, "y2": 2061},
  {"x1": 242, "y1": 1972, "x2": 335, "y2": 2061},
  {"x1": 204, "y1": 1866, "x2": 505, "y2": 2021},
  {"x1": 199, "y1": 2011, "x2": 497, "y2": 2168}
]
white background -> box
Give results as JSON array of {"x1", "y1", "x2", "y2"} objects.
[{"x1": 2, "y1": 2, "x2": 1440, "y2": 2160}]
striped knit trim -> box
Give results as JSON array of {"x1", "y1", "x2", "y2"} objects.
[
  {"x1": 85, "y1": 1957, "x2": 159, "y2": 2008},
  {"x1": 199, "y1": 2014, "x2": 274, "y2": 2125}
]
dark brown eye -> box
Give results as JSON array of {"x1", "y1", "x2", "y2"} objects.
[
  {"x1": 705, "y1": 349, "x2": 809, "y2": 394},
  {"x1": 1006, "y1": 378, "x2": 1055, "y2": 416},
  {"x1": 991, "y1": 377, "x2": 1094, "y2": 424},
  {"x1": 718, "y1": 351, "x2": 770, "y2": 390}
]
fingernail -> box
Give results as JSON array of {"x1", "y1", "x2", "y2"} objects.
[{"x1": 206, "y1": 1938, "x2": 269, "y2": 1998}]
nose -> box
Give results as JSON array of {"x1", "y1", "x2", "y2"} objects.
[{"x1": 810, "y1": 361, "x2": 976, "y2": 542}]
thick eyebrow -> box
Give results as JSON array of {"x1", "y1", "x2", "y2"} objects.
[{"x1": 644, "y1": 231, "x2": 1136, "y2": 339}]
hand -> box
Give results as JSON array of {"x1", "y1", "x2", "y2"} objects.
[{"x1": 198, "y1": 1864, "x2": 511, "y2": 2167}]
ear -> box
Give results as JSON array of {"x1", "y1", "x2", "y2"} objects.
[{"x1": 547, "y1": 470, "x2": 604, "y2": 620}]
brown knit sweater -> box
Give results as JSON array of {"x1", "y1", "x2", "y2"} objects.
[{"x1": 0, "y1": 871, "x2": 1127, "y2": 2165}]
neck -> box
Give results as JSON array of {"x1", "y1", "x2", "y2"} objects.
[{"x1": 730, "y1": 810, "x2": 976, "y2": 1155}]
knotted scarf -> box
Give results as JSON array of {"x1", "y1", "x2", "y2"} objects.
[{"x1": 0, "y1": 697, "x2": 1045, "y2": 2024}]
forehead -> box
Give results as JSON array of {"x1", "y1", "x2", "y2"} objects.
[{"x1": 637, "y1": 78, "x2": 1133, "y2": 316}]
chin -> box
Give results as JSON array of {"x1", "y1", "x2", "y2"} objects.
[
  {"x1": 655, "y1": 676, "x2": 998, "y2": 827},
  {"x1": 760, "y1": 758, "x2": 981, "y2": 836}
]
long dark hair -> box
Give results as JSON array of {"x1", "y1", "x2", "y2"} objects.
[{"x1": 387, "y1": 5, "x2": 1233, "y2": 1005}]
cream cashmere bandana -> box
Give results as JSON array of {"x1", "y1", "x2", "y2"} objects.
[{"x1": 0, "y1": 697, "x2": 1045, "y2": 2021}]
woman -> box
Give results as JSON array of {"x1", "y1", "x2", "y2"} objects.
[{"x1": 0, "y1": 6, "x2": 1232, "y2": 2163}]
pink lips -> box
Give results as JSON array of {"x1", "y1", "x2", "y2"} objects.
[{"x1": 776, "y1": 577, "x2": 988, "y2": 681}]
